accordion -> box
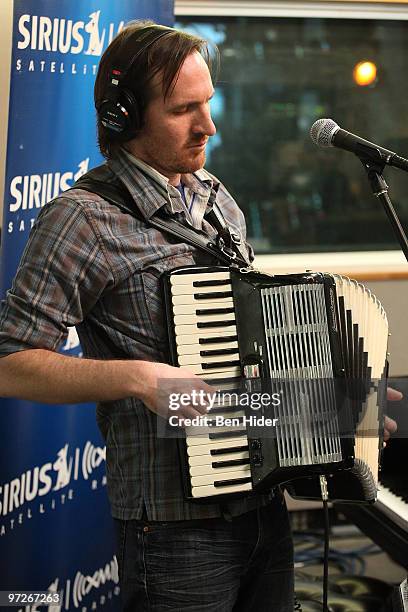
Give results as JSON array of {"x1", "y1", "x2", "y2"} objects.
[{"x1": 163, "y1": 266, "x2": 389, "y2": 504}]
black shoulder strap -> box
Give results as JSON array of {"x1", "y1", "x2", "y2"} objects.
[{"x1": 70, "y1": 172, "x2": 251, "y2": 268}]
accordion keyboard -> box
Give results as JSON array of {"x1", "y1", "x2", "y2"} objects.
[
  {"x1": 165, "y1": 266, "x2": 389, "y2": 503},
  {"x1": 169, "y1": 269, "x2": 252, "y2": 498}
]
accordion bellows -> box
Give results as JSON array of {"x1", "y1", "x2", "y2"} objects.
[{"x1": 163, "y1": 266, "x2": 389, "y2": 504}]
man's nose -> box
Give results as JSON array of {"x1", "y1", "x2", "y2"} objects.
[{"x1": 195, "y1": 106, "x2": 216, "y2": 137}]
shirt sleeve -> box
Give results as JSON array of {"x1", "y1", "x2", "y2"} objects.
[{"x1": 0, "y1": 197, "x2": 114, "y2": 357}]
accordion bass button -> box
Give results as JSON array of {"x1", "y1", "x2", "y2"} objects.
[{"x1": 252, "y1": 453, "x2": 263, "y2": 466}]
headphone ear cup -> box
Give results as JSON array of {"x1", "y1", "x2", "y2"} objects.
[
  {"x1": 98, "y1": 98, "x2": 130, "y2": 134},
  {"x1": 121, "y1": 88, "x2": 141, "y2": 133}
]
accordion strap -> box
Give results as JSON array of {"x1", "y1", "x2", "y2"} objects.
[{"x1": 70, "y1": 174, "x2": 251, "y2": 268}]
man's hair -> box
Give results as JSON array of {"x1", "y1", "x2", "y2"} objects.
[{"x1": 94, "y1": 20, "x2": 217, "y2": 159}]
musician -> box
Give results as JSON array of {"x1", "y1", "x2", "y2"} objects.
[{"x1": 0, "y1": 21, "x2": 400, "y2": 611}]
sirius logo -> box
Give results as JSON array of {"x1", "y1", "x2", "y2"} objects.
[
  {"x1": 0, "y1": 441, "x2": 106, "y2": 537},
  {"x1": 0, "y1": 444, "x2": 73, "y2": 517},
  {"x1": 62, "y1": 327, "x2": 81, "y2": 352},
  {"x1": 9, "y1": 158, "x2": 89, "y2": 213},
  {"x1": 17, "y1": 11, "x2": 123, "y2": 56}
]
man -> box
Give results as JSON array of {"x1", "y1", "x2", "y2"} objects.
[
  {"x1": 0, "y1": 21, "x2": 294, "y2": 611},
  {"x1": 0, "y1": 20, "x2": 400, "y2": 612}
]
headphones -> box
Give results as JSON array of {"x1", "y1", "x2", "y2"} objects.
[{"x1": 97, "y1": 25, "x2": 174, "y2": 135}]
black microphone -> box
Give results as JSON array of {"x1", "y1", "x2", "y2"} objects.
[{"x1": 310, "y1": 118, "x2": 408, "y2": 173}]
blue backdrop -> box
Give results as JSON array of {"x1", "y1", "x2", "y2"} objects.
[{"x1": 0, "y1": 1, "x2": 173, "y2": 609}]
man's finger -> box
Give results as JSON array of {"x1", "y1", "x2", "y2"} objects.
[
  {"x1": 384, "y1": 415, "x2": 398, "y2": 441},
  {"x1": 387, "y1": 387, "x2": 403, "y2": 401}
]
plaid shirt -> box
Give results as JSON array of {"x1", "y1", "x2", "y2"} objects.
[{"x1": 0, "y1": 149, "x2": 273, "y2": 520}]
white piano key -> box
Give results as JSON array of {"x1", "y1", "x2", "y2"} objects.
[
  {"x1": 187, "y1": 434, "x2": 248, "y2": 450},
  {"x1": 191, "y1": 481, "x2": 252, "y2": 498},
  {"x1": 170, "y1": 271, "x2": 231, "y2": 286},
  {"x1": 190, "y1": 463, "x2": 250, "y2": 477},
  {"x1": 173, "y1": 300, "x2": 234, "y2": 314},
  {"x1": 191, "y1": 466, "x2": 251, "y2": 487},
  {"x1": 187, "y1": 364, "x2": 241, "y2": 376},
  {"x1": 175, "y1": 322, "x2": 237, "y2": 336}
]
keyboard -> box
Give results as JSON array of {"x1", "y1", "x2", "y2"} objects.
[
  {"x1": 169, "y1": 268, "x2": 253, "y2": 498},
  {"x1": 377, "y1": 483, "x2": 408, "y2": 533}
]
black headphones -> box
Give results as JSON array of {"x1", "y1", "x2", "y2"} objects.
[{"x1": 97, "y1": 25, "x2": 173, "y2": 135}]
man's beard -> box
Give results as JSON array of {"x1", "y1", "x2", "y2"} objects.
[{"x1": 170, "y1": 151, "x2": 206, "y2": 175}]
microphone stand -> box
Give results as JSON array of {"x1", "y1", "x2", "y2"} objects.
[{"x1": 358, "y1": 157, "x2": 408, "y2": 263}]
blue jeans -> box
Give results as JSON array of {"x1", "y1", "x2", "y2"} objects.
[{"x1": 114, "y1": 493, "x2": 294, "y2": 611}]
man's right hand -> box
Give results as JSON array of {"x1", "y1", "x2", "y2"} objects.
[{"x1": 135, "y1": 361, "x2": 215, "y2": 422}]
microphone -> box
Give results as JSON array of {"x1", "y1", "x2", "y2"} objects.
[{"x1": 310, "y1": 118, "x2": 408, "y2": 173}]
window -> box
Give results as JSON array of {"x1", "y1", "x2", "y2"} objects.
[{"x1": 177, "y1": 15, "x2": 408, "y2": 254}]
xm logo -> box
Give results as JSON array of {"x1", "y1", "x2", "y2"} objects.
[
  {"x1": 17, "y1": 11, "x2": 123, "y2": 57},
  {"x1": 72, "y1": 556, "x2": 119, "y2": 608},
  {"x1": 19, "y1": 558, "x2": 120, "y2": 611},
  {"x1": 9, "y1": 158, "x2": 89, "y2": 213}
]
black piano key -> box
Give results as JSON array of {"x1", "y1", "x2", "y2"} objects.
[
  {"x1": 212, "y1": 458, "x2": 250, "y2": 469},
  {"x1": 210, "y1": 445, "x2": 248, "y2": 456},
  {"x1": 202, "y1": 360, "x2": 241, "y2": 370},
  {"x1": 209, "y1": 429, "x2": 247, "y2": 440},
  {"x1": 193, "y1": 279, "x2": 231, "y2": 287},
  {"x1": 194, "y1": 291, "x2": 233, "y2": 300},
  {"x1": 200, "y1": 348, "x2": 238, "y2": 357},
  {"x1": 208, "y1": 405, "x2": 242, "y2": 415},
  {"x1": 197, "y1": 320, "x2": 236, "y2": 329},
  {"x1": 214, "y1": 476, "x2": 252, "y2": 488},
  {"x1": 199, "y1": 335, "x2": 238, "y2": 345},
  {"x1": 196, "y1": 307, "x2": 235, "y2": 316}
]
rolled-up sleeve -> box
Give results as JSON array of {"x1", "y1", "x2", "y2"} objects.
[{"x1": 0, "y1": 197, "x2": 114, "y2": 357}]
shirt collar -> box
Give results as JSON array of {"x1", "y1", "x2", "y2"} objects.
[{"x1": 108, "y1": 148, "x2": 218, "y2": 220}]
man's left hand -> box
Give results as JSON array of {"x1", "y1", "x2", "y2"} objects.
[{"x1": 384, "y1": 387, "x2": 402, "y2": 442}]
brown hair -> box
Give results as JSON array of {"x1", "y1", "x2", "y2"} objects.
[{"x1": 94, "y1": 20, "x2": 217, "y2": 158}]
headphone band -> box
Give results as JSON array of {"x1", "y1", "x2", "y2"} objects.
[
  {"x1": 102, "y1": 25, "x2": 174, "y2": 105},
  {"x1": 97, "y1": 24, "x2": 174, "y2": 134}
]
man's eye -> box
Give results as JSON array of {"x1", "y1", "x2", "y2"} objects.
[{"x1": 173, "y1": 107, "x2": 189, "y2": 114}]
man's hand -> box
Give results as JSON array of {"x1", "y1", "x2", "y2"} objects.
[
  {"x1": 136, "y1": 361, "x2": 215, "y2": 422},
  {"x1": 384, "y1": 387, "x2": 402, "y2": 443}
]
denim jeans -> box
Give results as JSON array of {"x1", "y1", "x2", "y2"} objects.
[{"x1": 114, "y1": 493, "x2": 294, "y2": 611}]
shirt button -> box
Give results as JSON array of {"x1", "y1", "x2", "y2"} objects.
[{"x1": 143, "y1": 526, "x2": 149, "y2": 533}]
